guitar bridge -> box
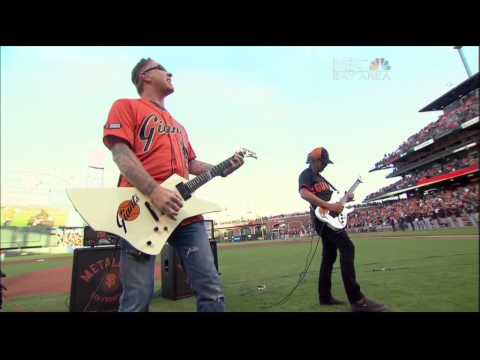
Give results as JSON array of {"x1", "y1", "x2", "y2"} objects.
[{"x1": 176, "y1": 182, "x2": 192, "y2": 200}]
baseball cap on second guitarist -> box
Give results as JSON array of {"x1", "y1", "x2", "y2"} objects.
[{"x1": 306, "y1": 147, "x2": 334, "y2": 165}]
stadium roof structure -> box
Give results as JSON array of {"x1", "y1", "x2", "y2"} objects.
[
  {"x1": 419, "y1": 72, "x2": 479, "y2": 112},
  {"x1": 364, "y1": 163, "x2": 479, "y2": 202},
  {"x1": 370, "y1": 114, "x2": 479, "y2": 173},
  {"x1": 364, "y1": 185, "x2": 418, "y2": 202},
  {"x1": 386, "y1": 135, "x2": 479, "y2": 178}
]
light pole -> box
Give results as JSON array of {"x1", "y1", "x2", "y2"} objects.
[
  {"x1": 453, "y1": 46, "x2": 473, "y2": 78},
  {"x1": 87, "y1": 147, "x2": 107, "y2": 188},
  {"x1": 87, "y1": 165, "x2": 105, "y2": 187}
]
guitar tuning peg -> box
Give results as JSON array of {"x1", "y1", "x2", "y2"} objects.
[{"x1": 239, "y1": 147, "x2": 258, "y2": 159}]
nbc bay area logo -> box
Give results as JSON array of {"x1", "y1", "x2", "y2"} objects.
[
  {"x1": 370, "y1": 58, "x2": 391, "y2": 72},
  {"x1": 368, "y1": 58, "x2": 391, "y2": 79},
  {"x1": 333, "y1": 57, "x2": 392, "y2": 80}
]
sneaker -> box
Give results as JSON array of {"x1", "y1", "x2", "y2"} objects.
[
  {"x1": 320, "y1": 297, "x2": 346, "y2": 305},
  {"x1": 351, "y1": 297, "x2": 386, "y2": 312}
]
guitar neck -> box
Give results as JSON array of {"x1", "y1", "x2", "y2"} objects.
[
  {"x1": 184, "y1": 157, "x2": 234, "y2": 193},
  {"x1": 340, "y1": 178, "x2": 362, "y2": 204}
]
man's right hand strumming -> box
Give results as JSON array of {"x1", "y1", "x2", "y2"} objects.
[
  {"x1": 327, "y1": 202, "x2": 344, "y2": 213},
  {"x1": 150, "y1": 185, "x2": 184, "y2": 220},
  {"x1": 108, "y1": 140, "x2": 184, "y2": 220}
]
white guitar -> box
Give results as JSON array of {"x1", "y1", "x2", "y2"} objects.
[
  {"x1": 314, "y1": 177, "x2": 362, "y2": 230},
  {"x1": 67, "y1": 148, "x2": 257, "y2": 255}
]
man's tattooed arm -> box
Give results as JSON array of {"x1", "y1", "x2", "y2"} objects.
[
  {"x1": 188, "y1": 160, "x2": 214, "y2": 176},
  {"x1": 110, "y1": 140, "x2": 158, "y2": 196}
]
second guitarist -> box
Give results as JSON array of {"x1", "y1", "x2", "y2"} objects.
[
  {"x1": 103, "y1": 58, "x2": 244, "y2": 312},
  {"x1": 298, "y1": 147, "x2": 386, "y2": 312}
]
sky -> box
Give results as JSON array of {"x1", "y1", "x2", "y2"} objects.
[{"x1": 1, "y1": 46, "x2": 478, "y2": 225}]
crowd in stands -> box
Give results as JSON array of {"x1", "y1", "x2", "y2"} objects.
[
  {"x1": 373, "y1": 90, "x2": 479, "y2": 169},
  {"x1": 214, "y1": 180, "x2": 479, "y2": 241},
  {"x1": 216, "y1": 211, "x2": 314, "y2": 241},
  {"x1": 58, "y1": 229, "x2": 84, "y2": 247},
  {"x1": 364, "y1": 152, "x2": 478, "y2": 201},
  {"x1": 349, "y1": 182, "x2": 479, "y2": 232},
  {"x1": 215, "y1": 211, "x2": 312, "y2": 226}
]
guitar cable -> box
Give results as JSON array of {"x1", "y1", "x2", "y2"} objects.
[
  {"x1": 262, "y1": 181, "x2": 339, "y2": 309},
  {"x1": 261, "y1": 221, "x2": 326, "y2": 309}
]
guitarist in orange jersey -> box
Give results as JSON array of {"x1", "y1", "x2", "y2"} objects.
[{"x1": 103, "y1": 58, "x2": 244, "y2": 312}]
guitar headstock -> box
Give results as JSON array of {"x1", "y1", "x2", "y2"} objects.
[
  {"x1": 357, "y1": 176, "x2": 363, "y2": 183},
  {"x1": 238, "y1": 147, "x2": 258, "y2": 159}
]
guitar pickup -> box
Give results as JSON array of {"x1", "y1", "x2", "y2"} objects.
[
  {"x1": 176, "y1": 182, "x2": 192, "y2": 200},
  {"x1": 145, "y1": 201, "x2": 160, "y2": 221}
]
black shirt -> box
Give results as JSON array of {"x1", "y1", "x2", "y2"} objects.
[
  {"x1": 438, "y1": 209, "x2": 446, "y2": 218},
  {"x1": 298, "y1": 167, "x2": 334, "y2": 212}
]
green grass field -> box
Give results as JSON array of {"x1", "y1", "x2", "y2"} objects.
[{"x1": 2, "y1": 227, "x2": 478, "y2": 312}]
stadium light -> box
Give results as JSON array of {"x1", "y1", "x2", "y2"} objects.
[{"x1": 453, "y1": 46, "x2": 473, "y2": 78}]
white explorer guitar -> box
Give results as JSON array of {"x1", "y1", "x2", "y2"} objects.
[
  {"x1": 314, "y1": 176, "x2": 362, "y2": 230},
  {"x1": 67, "y1": 148, "x2": 257, "y2": 255}
]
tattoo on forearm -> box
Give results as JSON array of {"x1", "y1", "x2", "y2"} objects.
[
  {"x1": 111, "y1": 143, "x2": 158, "y2": 196},
  {"x1": 189, "y1": 160, "x2": 213, "y2": 176}
]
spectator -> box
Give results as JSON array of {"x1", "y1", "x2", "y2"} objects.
[
  {"x1": 454, "y1": 206, "x2": 464, "y2": 227},
  {"x1": 465, "y1": 201, "x2": 479, "y2": 227},
  {"x1": 444, "y1": 208, "x2": 456, "y2": 228},
  {"x1": 430, "y1": 208, "x2": 440, "y2": 229},
  {"x1": 0, "y1": 271, "x2": 6, "y2": 312}
]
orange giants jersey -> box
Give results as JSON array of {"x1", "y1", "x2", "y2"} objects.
[{"x1": 103, "y1": 98, "x2": 203, "y2": 226}]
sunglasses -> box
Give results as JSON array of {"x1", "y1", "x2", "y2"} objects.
[{"x1": 142, "y1": 65, "x2": 172, "y2": 77}]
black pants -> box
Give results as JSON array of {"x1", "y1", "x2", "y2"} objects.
[{"x1": 314, "y1": 219, "x2": 364, "y2": 304}]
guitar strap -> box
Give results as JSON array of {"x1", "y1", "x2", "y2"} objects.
[{"x1": 320, "y1": 175, "x2": 339, "y2": 193}]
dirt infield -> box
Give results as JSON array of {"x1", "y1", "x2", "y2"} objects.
[
  {"x1": 4, "y1": 264, "x2": 162, "y2": 300},
  {"x1": 4, "y1": 256, "x2": 72, "y2": 266},
  {"x1": 2, "y1": 242, "x2": 297, "y2": 301}
]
